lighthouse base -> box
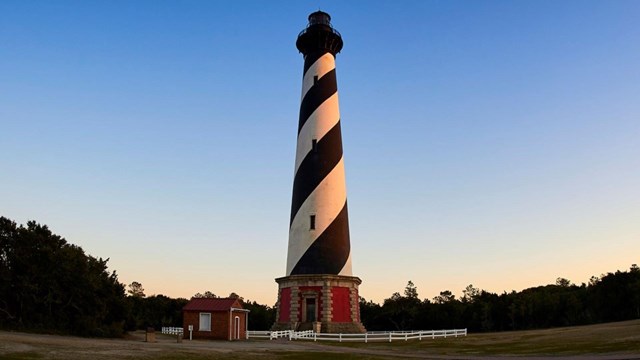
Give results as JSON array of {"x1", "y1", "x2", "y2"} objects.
[{"x1": 272, "y1": 274, "x2": 366, "y2": 333}]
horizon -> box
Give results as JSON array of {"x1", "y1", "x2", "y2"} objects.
[{"x1": 1, "y1": 1, "x2": 638, "y2": 305}]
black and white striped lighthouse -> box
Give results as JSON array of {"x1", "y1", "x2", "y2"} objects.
[{"x1": 273, "y1": 11, "x2": 365, "y2": 334}]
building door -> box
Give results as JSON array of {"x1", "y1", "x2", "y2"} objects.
[
  {"x1": 305, "y1": 298, "x2": 316, "y2": 322},
  {"x1": 234, "y1": 316, "x2": 240, "y2": 340}
]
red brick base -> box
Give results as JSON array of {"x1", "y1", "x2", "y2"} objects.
[{"x1": 272, "y1": 274, "x2": 366, "y2": 333}]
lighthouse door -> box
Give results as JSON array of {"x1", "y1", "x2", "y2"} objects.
[{"x1": 305, "y1": 298, "x2": 316, "y2": 322}]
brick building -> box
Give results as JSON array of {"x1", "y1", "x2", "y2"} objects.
[{"x1": 182, "y1": 298, "x2": 249, "y2": 340}]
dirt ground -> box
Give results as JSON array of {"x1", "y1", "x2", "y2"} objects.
[
  {"x1": 1, "y1": 324, "x2": 640, "y2": 360},
  {"x1": 3, "y1": 331, "x2": 384, "y2": 359},
  {"x1": 3, "y1": 331, "x2": 392, "y2": 359}
]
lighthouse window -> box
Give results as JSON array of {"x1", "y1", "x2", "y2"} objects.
[
  {"x1": 311, "y1": 139, "x2": 317, "y2": 152},
  {"x1": 313, "y1": 75, "x2": 318, "y2": 84},
  {"x1": 310, "y1": 215, "x2": 316, "y2": 230}
]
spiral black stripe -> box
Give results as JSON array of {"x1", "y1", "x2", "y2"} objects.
[
  {"x1": 290, "y1": 202, "x2": 350, "y2": 275},
  {"x1": 298, "y1": 68, "x2": 337, "y2": 134},
  {"x1": 290, "y1": 122, "x2": 343, "y2": 225},
  {"x1": 303, "y1": 51, "x2": 326, "y2": 74},
  {"x1": 287, "y1": 14, "x2": 352, "y2": 277}
]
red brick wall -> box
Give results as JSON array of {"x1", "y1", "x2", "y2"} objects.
[
  {"x1": 231, "y1": 310, "x2": 247, "y2": 340},
  {"x1": 354, "y1": 288, "x2": 361, "y2": 321},
  {"x1": 278, "y1": 287, "x2": 291, "y2": 323},
  {"x1": 331, "y1": 287, "x2": 351, "y2": 322},
  {"x1": 183, "y1": 310, "x2": 247, "y2": 340}
]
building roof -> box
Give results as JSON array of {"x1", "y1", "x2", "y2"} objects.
[{"x1": 183, "y1": 297, "x2": 243, "y2": 312}]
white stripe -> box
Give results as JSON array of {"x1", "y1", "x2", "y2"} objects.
[
  {"x1": 301, "y1": 53, "x2": 336, "y2": 100},
  {"x1": 338, "y1": 252, "x2": 352, "y2": 276},
  {"x1": 294, "y1": 92, "x2": 340, "y2": 174},
  {"x1": 286, "y1": 158, "x2": 348, "y2": 275}
]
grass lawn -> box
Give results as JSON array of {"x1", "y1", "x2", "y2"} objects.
[
  {"x1": 332, "y1": 319, "x2": 640, "y2": 356},
  {"x1": 1, "y1": 320, "x2": 639, "y2": 359}
]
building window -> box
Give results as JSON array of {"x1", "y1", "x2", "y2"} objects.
[
  {"x1": 199, "y1": 313, "x2": 211, "y2": 331},
  {"x1": 310, "y1": 215, "x2": 316, "y2": 230}
]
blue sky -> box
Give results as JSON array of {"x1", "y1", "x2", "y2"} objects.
[{"x1": 1, "y1": 1, "x2": 639, "y2": 305}]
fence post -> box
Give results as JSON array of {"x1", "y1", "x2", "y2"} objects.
[
  {"x1": 405, "y1": 333, "x2": 408, "y2": 341},
  {"x1": 314, "y1": 332, "x2": 317, "y2": 342},
  {"x1": 389, "y1": 332, "x2": 392, "y2": 343},
  {"x1": 365, "y1": 332, "x2": 368, "y2": 343},
  {"x1": 419, "y1": 331, "x2": 422, "y2": 341},
  {"x1": 339, "y1": 333, "x2": 342, "y2": 343}
]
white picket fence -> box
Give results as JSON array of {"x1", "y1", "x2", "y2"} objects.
[
  {"x1": 247, "y1": 328, "x2": 467, "y2": 342},
  {"x1": 246, "y1": 330, "x2": 271, "y2": 339},
  {"x1": 161, "y1": 327, "x2": 184, "y2": 336}
]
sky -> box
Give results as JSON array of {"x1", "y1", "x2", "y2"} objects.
[{"x1": 1, "y1": 1, "x2": 639, "y2": 305}]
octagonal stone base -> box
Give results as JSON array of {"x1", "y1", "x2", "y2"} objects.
[{"x1": 271, "y1": 274, "x2": 366, "y2": 333}]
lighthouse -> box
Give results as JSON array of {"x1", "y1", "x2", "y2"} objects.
[{"x1": 273, "y1": 11, "x2": 366, "y2": 334}]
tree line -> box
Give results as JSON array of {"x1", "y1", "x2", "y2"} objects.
[
  {"x1": 1, "y1": 216, "x2": 638, "y2": 336},
  {"x1": 0, "y1": 217, "x2": 127, "y2": 336},
  {"x1": 0, "y1": 216, "x2": 275, "y2": 335},
  {"x1": 360, "y1": 268, "x2": 640, "y2": 332},
  {"x1": 124, "y1": 285, "x2": 274, "y2": 331}
]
